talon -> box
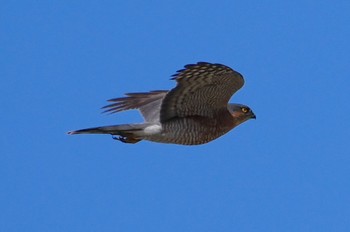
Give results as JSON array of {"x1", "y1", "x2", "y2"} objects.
[
  {"x1": 111, "y1": 135, "x2": 141, "y2": 144},
  {"x1": 112, "y1": 135, "x2": 127, "y2": 143}
]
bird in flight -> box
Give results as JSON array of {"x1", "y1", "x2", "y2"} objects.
[{"x1": 68, "y1": 62, "x2": 255, "y2": 145}]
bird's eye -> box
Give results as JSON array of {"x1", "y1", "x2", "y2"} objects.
[{"x1": 241, "y1": 107, "x2": 249, "y2": 113}]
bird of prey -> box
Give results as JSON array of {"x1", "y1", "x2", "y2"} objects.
[{"x1": 68, "y1": 62, "x2": 255, "y2": 145}]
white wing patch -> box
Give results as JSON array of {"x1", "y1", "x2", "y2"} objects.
[{"x1": 143, "y1": 124, "x2": 162, "y2": 135}]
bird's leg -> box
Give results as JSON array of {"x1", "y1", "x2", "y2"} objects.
[
  {"x1": 112, "y1": 135, "x2": 127, "y2": 143},
  {"x1": 112, "y1": 135, "x2": 141, "y2": 144}
]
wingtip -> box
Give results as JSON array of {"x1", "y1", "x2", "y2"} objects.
[
  {"x1": 171, "y1": 62, "x2": 214, "y2": 80},
  {"x1": 67, "y1": 131, "x2": 76, "y2": 135}
]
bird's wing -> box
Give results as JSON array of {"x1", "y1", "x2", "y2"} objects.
[
  {"x1": 160, "y1": 62, "x2": 244, "y2": 122},
  {"x1": 102, "y1": 90, "x2": 168, "y2": 122}
]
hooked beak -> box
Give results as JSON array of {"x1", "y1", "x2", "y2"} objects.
[{"x1": 251, "y1": 112, "x2": 256, "y2": 119}]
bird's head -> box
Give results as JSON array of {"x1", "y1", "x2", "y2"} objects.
[{"x1": 227, "y1": 104, "x2": 256, "y2": 125}]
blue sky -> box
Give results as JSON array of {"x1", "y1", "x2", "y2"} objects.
[{"x1": 1, "y1": 1, "x2": 350, "y2": 231}]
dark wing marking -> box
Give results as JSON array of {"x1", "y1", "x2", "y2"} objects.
[
  {"x1": 160, "y1": 62, "x2": 244, "y2": 122},
  {"x1": 103, "y1": 90, "x2": 168, "y2": 122}
]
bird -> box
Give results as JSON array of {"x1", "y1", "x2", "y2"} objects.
[{"x1": 68, "y1": 62, "x2": 255, "y2": 145}]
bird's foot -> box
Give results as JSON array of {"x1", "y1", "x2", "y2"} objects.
[
  {"x1": 112, "y1": 135, "x2": 141, "y2": 144},
  {"x1": 112, "y1": 135, "x2": 127, "y2": 143}
]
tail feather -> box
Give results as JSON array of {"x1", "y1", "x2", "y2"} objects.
[{"x1": 67, "y1": 123, "x2": 149, "y2": 135}]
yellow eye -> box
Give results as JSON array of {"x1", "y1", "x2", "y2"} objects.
[{"x1": 241, "y1": 107, "x2": 249, "y2": 113}]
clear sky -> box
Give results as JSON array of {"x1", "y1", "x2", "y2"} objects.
[{"x1": 1, "y1": 1, "x2": 350, "y2": 231}]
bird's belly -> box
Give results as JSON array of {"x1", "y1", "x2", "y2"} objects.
[{"x1": 144, "y1": 118, "x2": 234, "y2": 145}]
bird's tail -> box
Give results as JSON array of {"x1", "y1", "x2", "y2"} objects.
[
  {"x1": 68, "y1": 123, "x2": 148, "y2": 135},
  {"x1": 68, "y1": 123, "x2": 154, "y2": 144}
]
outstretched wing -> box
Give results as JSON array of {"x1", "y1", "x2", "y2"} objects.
[
  {"x1": 103, "y1": 90, "x2": 168, "y2": 122},
  {"x1": 160, "y1": 62, "x2": 244, "y2": 122}
]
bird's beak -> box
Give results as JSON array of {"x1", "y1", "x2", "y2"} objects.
[{"x1": 251, "y1": 112, "x2": 256, "y2": 119}]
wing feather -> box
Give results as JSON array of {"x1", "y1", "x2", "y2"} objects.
[
  {"x1": 103, "y1": 90, "x2": 167, "y2": 122},
  {"x1": 160, "y1": 62, "x2": 244, "y2": 122}
]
